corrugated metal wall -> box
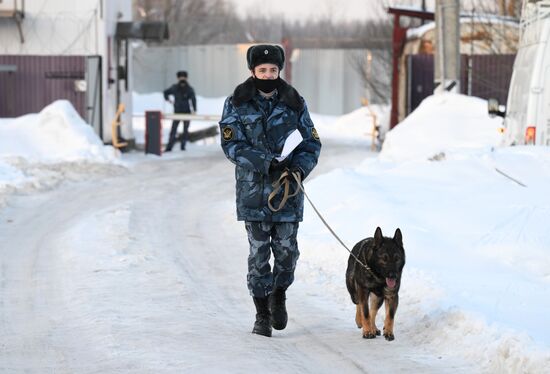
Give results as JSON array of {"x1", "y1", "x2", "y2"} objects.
[
  {"x1": 0, "y1": 55, "x2": 86, "y2": 118},
  {"x1": 291, "y1": 49, "x2": 371, "y2": 115},
  {"x1": 406, "y1": 54, "x2": 515, "y2": 115},
  {"x1": 132, "y1": 44, "x2": 251, "y2": 99},
  {"x1": 470, "y1": 54, "x2": 515, "y2": 104},
  {"x1": 132, "y1": 45, "x2": 380, "y2": 115}
]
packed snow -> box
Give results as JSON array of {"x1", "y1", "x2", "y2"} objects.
[
  {"x1": 0, "y1": 100, "x2": 122, "y2": 206},
  {"x1": 1, "y1": 92, "x2": 549, "y2": 373},
  {"x1": 380, "y1": 94, "x2": 505, "y2": 162}
]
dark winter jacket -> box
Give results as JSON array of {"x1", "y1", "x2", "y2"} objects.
[
  {"x1": 219, "y1": 77, "x2": 321, "y2": 222},
  {"x1": 163, "y1": 82, "x2": 197, "y2": 113}
]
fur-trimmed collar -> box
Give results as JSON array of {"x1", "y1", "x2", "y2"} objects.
[{"x1": 232, "y1": 77, "x2": 304, "y2": 112}]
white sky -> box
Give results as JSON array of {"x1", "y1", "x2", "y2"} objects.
[
  {"x1": 227, "y1": 1, "x2": 493, "y2": 22},
  {"x1": 229, "y1": 0, "x2": 435, "y2": 22}
]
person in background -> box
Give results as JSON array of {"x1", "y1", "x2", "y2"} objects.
[
  {"x1": 163, "y1": 71, "x2": 197, "y2": 151},
  {"x1": 219, "y1": 44, "x2": 321, "y2": 337}
]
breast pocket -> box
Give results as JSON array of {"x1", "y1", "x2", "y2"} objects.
[{"x1": 243, "y1": 119, "x2": 268, "y2": 149}]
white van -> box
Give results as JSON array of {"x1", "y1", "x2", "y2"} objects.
[{"x1": 489, "y1": 0, "x2": 550, "y2": 145}]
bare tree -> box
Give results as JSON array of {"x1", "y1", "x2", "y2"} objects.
[
  {"x1": 347, "y1": 17, "x2": 394, "y2": 103},
  {"x1": 131, "y1": 0, "x2": 396, "y2": 103},
  {"x1": 459, "y1": 0, "x2": 520, "y2": 54},
  {"x1": 349, "y1": 48, "x2": 393, "y2": 103},
  {"x1": 133, "y1": 0, "x2": 247, "y2": 45},
  {"x1": 464, "y1": 0, "x2": 521, "y2": 18}
]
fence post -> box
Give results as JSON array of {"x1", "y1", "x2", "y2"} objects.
[{"x1": 145, "y1": 111, "x2": 162, "y2": 155}]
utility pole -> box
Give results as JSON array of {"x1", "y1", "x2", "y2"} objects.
[
  {"x1": 434, "y1": 0, "x2": 460, "y2": 94},
  {"x1": 421, "y1": 0, "x2": 427, "y2": 24}
]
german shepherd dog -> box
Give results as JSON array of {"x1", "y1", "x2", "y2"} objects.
[{"x1": 346, "y1": 227, "x2": 405, "y2": 341}]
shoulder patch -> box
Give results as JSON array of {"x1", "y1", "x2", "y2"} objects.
[
  {"x1": 222, "y1": 126, "x2": 234, "y2": 141},
  {"x1": 311, "y1": 127, "x2": 320, "y2": 141}
]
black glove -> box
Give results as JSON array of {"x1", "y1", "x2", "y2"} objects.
[{"x1": 269, "y1": 158, "x2": 289, "y2": 174}]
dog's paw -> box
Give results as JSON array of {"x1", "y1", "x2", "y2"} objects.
[
  {"x1": 362, "y1": 332, "x2": 377, "y2": 339},
  {"x1": 376, "y1": 329, "x2": 381, "y2": 336},
  {"x1": 383, "y1": 332, "x2": 395, "y2": 341}
]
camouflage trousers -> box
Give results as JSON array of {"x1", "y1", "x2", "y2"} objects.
[{"x1": 245, "y1": 221, "x2": 300, "y2": 298}]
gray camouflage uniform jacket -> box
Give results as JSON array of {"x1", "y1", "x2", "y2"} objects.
[{"x1": 219, "y1": 77, "x2": 321, "y2": 222}]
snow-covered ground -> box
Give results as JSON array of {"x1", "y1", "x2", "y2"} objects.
[
  {"x1": 1, "y1": 93, "x2": 549, "y2": 373},
  {"x1": 300, "y1": 93, "x2": 550, "y2": 372},
  {"x1": 0, "y1": 101, "x2": 123, "y2": 208}
]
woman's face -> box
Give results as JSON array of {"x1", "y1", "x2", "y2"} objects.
[{"x1": 252, "y1": 63, "x2": 279, "y2": 80}]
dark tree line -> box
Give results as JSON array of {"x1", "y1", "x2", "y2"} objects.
[
  {"x1": 132, "y1": 0, "x2": 394, "y2": 101},
  {"x1": 132, "y1": 0, "x2": 522, "y2": 103},
  {"x1": 132, "y1": 0, "x2": 394, "y2": 47}
]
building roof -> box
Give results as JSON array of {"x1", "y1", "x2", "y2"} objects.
[{"x1": 407, "y1": 13, "x2": 519, "y2": 40}]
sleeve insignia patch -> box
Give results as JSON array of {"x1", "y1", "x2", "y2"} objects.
[
  {"x1": 223, "y1": 126, "x2": 234, "y2": 141},
  {"x1": 311, "y1": 127, "x2": 320, "y2": 141}
]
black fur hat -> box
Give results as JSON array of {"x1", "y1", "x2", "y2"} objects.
[
  {"x1": 246, "y1": 44, "x2": 285, "y2": 71},
  {"x1": 177, "y1": 70, "x2": 188, "y2": 78}
]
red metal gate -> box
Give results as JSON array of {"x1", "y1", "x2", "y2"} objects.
[{"x1": 0, "y1": 55, "x2": 86, "y2": 118}]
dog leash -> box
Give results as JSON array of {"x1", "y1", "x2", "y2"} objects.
[
  {"x1": 267, "y1": 169, "x2": 300, "y2": 212},
  {"x1": 268, "y1": 170, "x2": 383, "y2": 280}
]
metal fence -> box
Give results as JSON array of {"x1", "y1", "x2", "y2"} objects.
[
  {"x1": 291, "y1": 48, "x2": 383, "y2": 115},
  {"x1": 0, "y1": 55, "x2": 86, "y2": 118},
  {"x1": 132, "y1": 45, "x2": 386, "y2": 115},
  {"x1": 469, "y1": 54, "x2": 516, "y2": 103},
  {"x1": 407, "y1": 54, "x2": 515, "y2": 114},
  {"x1": 132, "y1": 44, "x2": 251, "y2": 100}
]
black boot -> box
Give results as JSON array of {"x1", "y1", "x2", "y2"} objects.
[
  {"x1": 269, "y1": 288, "x2": 288, "y2": 330},
  {"x1": 252, "y1": 297, "x2": 272, "y2": 337}
]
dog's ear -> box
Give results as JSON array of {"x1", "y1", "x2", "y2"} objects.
[
  {"x1": 374, "y1": 227, "x2": 383, "y2": 247},
  {"x1": 393, "y1": 228, "x2": 403, "y2": 247}
]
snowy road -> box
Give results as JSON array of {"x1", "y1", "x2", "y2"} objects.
[{"x1": 0, "y1": 142, "x2": 472, "y2": 373}]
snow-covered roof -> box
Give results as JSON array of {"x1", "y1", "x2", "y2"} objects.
[
  {"x1": 407, "y1": 13, "x2": 519, "y2": 39},
  {"x1": 389, "y1": 5, "x2": 433, "y2": 13}
]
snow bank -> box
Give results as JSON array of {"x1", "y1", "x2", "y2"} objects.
[
  {"x1": 0, "y1": 100, "x2": 118, "y2": 162},
  {"x1": 312, "y1": 104, "x2": 390, "y2": 145},
  {"x1": 299, "y1": 93, "x2": 550, "y2": 372},
  {"x1": 132, "y1": 92, "x2": 172, "y2": 115},
  {"x1": 380, "y1": 93, "x2": 504, "y2": 162},
  {"x1": 301, "y1": 148, "x2": 550, "y2": 372},
  {"x1": 132, "y1": 92, "x2": 225, "y2": 116},
  {"x1": 0, "y1": 162, "x2": 27, "y2": 189},
  {"x1": 0, "y1": 100, "x2": 122, "y2": 205}
]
